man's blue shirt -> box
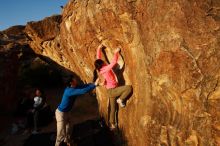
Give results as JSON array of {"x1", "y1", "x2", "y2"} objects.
[{"x1": 58, "y1": 83, "x2": 96, "y2": 112}]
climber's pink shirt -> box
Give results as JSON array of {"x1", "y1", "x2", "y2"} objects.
[{"x1": 96, "y1": 47, "x2": 119, "y2": 89}]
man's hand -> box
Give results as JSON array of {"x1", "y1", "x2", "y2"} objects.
[{"x1": 94, "y1": 78, "x2": 100, "y2": 86}]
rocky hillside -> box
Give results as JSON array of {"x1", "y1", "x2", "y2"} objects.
[
  {"x1": 1, "y1": 0, "x2": 220, "y2": 145},
  {"x1": 0, "y1": 23, "x2": 64, "y2": 113}
]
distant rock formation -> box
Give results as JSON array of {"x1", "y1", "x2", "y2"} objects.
[
  {"x1": 0, "y1": 26, "x2": 30, "y2": 112},
  {"x1": 0, "y1": 17, "x2": 64, "y2": 113},
  {"x1": 1, "y1": 0, "x2": 220, "y2": 145}
]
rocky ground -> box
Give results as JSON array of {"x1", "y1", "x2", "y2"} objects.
[{"x1": 0, "y1": 88, "x2": 101, "y2": 146}]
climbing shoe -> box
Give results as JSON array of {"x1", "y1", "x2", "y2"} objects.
[{"x1": 116, "y1": 98, "x2": 125, "y2": 108}]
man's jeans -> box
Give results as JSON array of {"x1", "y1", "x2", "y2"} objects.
[{"x1": 55, "y1": 109, "x2": 72, "y2": 146}]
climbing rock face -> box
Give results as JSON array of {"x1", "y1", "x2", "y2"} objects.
[
  {"x1": 57, "y1": 0, "x2": 220, "y2": 145},
  {"x1": 4, "y1": 0, "x2": 219, "y2": 145}
]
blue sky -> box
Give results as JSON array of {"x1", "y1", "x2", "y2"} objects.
[{"x1": 0, "y1": 0, "x2": 68, "y2": 30}]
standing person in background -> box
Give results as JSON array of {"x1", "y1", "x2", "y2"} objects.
[
  {"x1": 55, "y1": 75, "x2": 99, "y2": 146},
  {"x1": 94, "y1": 44, "x2": 132, "y2": 130},
  {"x1": 32, "y1": 88, "x2": 46, "y2": 134}
]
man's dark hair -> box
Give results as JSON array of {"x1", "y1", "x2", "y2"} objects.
[
  {"x1": 35, "y1": 87, "x2": 44, "y2": 95},
  {"x1": 66, "y1": 75, "x2": 74, "y2": 87}
]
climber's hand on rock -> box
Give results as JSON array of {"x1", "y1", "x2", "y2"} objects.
[
  {"x1": 114, "y1": 48, "x2": 121, "y2": 53},
  {"x1": 98, "y1": 44, "x2": 104, "y2": 50}
]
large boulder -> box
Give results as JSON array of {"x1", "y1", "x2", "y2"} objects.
[
  {"x1": 2, "y1": 0, "x2": 220, "y2": 145},
  {"x1": 57, "y1": 0, "x2": 220, "y2": 145}
]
